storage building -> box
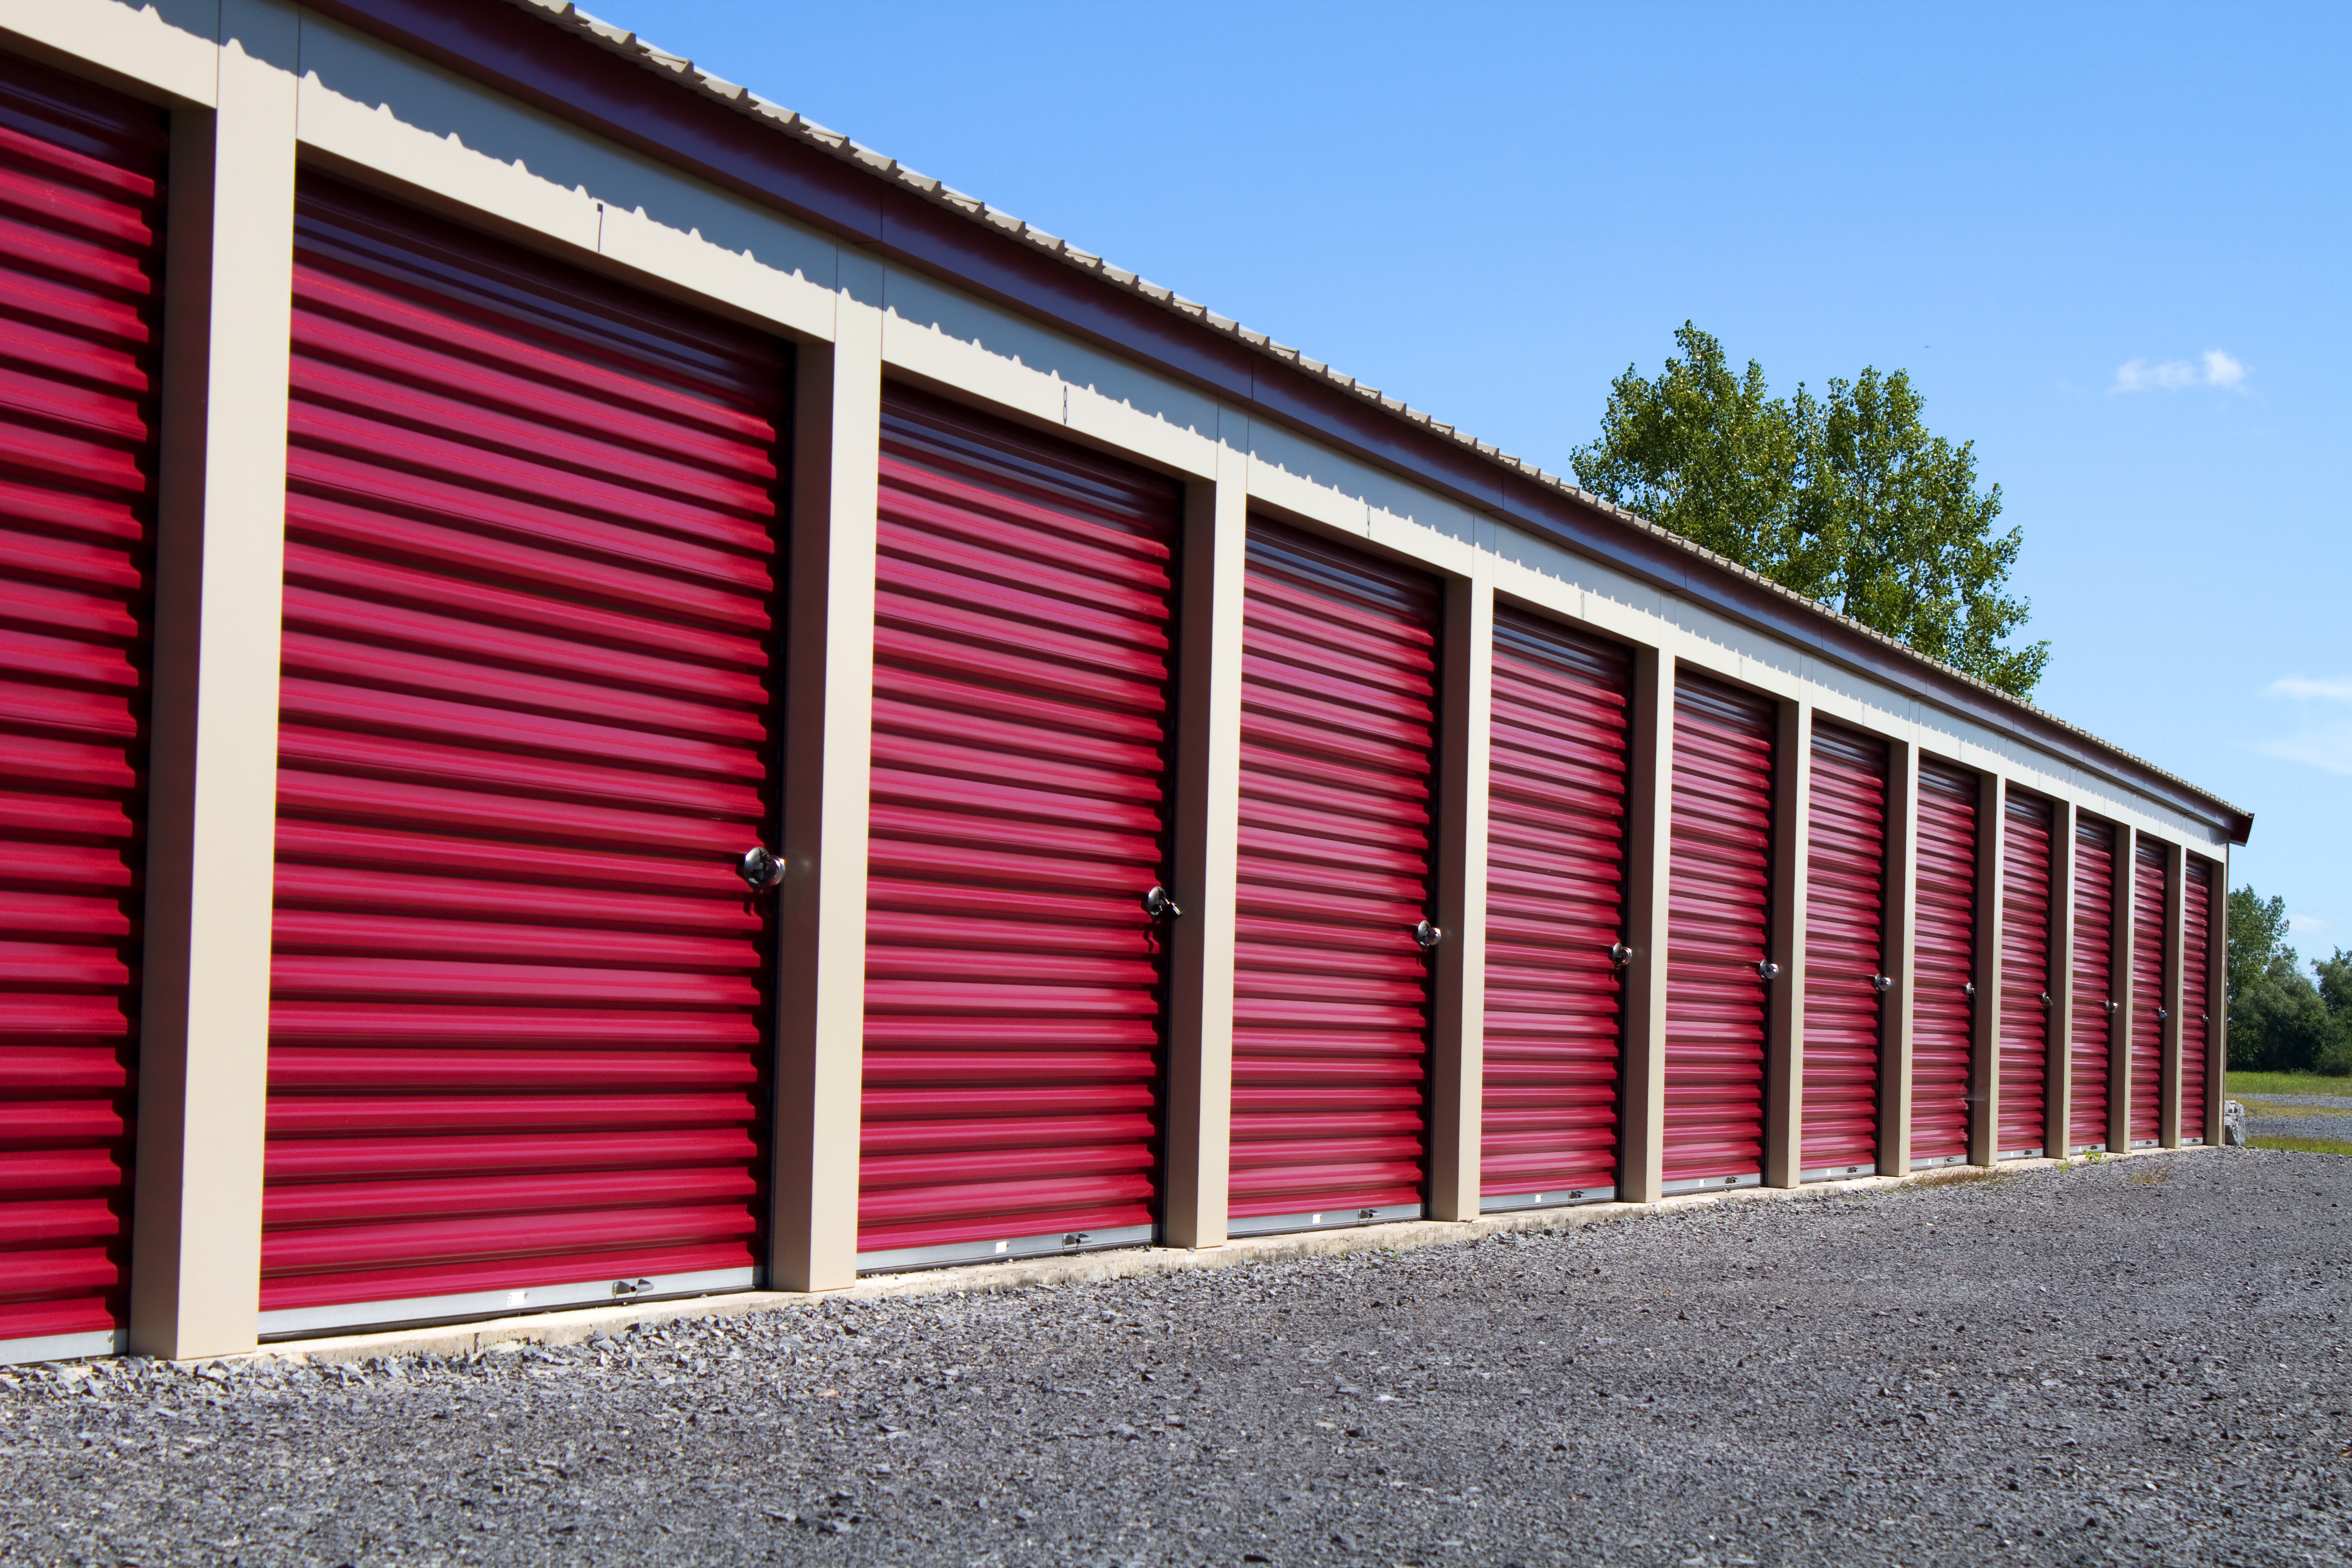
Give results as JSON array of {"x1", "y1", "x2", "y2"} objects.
[{"x1": 0, "y1": 0, "x2": 2249, "y2": 1365}]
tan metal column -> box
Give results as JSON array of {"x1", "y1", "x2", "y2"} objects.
[
  {"x1": 2161, "y1": 840, "x2": 2187, "y2": 1149},
  {"x1": 129, "y1": 2, "x2": 299, "y2": 1362},
  {"x1": 1617, "y1": 648, "x2": 1677, "y2": 1204},
  {"x1": 1427, "y1": 574, "x2": 1494, "y2": 1221},
  {"x1": 1159, "y1": 447, "x2": 1246, "y2": 1249},
  {"x1": 1970, "y1": 771, "x2": 2005, "y2": 1166},
  {"x1": 2045, "y1": 800, "x2": 2078, "y2": 1154},
  {"x1": 1876, "y1": 739, "x2": 1920, "y2": 1177},
  {"x1": 2108, "y1": 827, "x2": 2138, "y2": 1154},
  {"x1": 1764, "y1": 701, "x2": 1811, "y2": 1188},
  {"x1": 769, "y1": 273, "x2": 882, "y2": 1293}
]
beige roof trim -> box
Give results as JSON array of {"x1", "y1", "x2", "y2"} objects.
[{"x1": 500, "y1": 0, "x2": 2248, "y2": 833}]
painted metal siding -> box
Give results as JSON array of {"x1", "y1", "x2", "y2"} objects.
[
  {"x1": 857, "y1": 388, "x2": 1179, "y2": 1270},
  {"x1": 2069, "y1": 821, "x2": 2116, "y2": 1151},
  {"x1": 1998, "y1": 792, "x2": 2055, "y2": 1156},
  {"x1": 2180, "y1": 860, "x2": 2211, "y2": 1144},
  {"x1": 2128, "y1": 839, "x2": 2168, "y2": 1146},
  {"x1": 261, "y1": 180, "x2": 784, "y2": 1334},
  {"x1": 1800, "y1": 723, "x2": 1888, "y2": 1179},
  {"x1": 0, "y1": 56, "x2": 167, "y2": 1361},
  {"x1": 1663, "y1": 675, "x2": 1775, "y2": 1191},
  {"x1": 1911, "y1": 760, "x2": 1978, "y2": 1165},
  {"x1": 1230, "y1": 519, "x2": 1440, "y2": 1233},
  {"x1": 1480, "y1": 610, "x2": 1632, "y2": 1209}
]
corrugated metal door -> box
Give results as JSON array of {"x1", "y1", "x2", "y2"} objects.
[
  {"x1": 2128, "y1": 838, "x2": 2168, "y2": 1147},
  {"x1": 261, "y1": 179, "x2": 785, "y2": 1335},
  {"x1": 1480, "y1": 610, "x2": 1631, "y2": 1210},
  {"x1": 2180, "y1": 860, "x2": 2211, "y2": 1145},
  {"x1": 2069, "y1": 820, "x2": 2116, "y2": 1152},
  {"x1": 1800, "y1": 723, "x2": 1888, "y2": 1181},
  {"x1": 1997, "y1": 792, "x2": 2054, "y2": 1157},
  {"x1": 1663, "y1": 675, "x2": 1775, "y2": 1192},
  {"x1": 0, "y1": 57, "x2": 167, "y2": 1363},
  {"x1": 1911, "y1": 760, "x2": 1978, "y2": 1166},
  {"x1": 1231, "y1": 519, "x2": 1440, "y2": 1234},
  {"x1": 857, "y1": 388, "x2": 1179, "y2": 1271}
]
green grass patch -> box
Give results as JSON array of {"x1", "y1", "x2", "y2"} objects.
[
  {"x1": 2249, "y1": 1134, "x2": 2352, "y2": 1156},
  {"x1": 2225, "y1": 1071, "x2": 2352, "y2": 1098}
]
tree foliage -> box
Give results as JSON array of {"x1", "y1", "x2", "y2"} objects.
[
  {"x1": 2225, "y1": 883, "x2": 2352, "y2": 1076},
  {"x1": 1572, "y1": 323, "x2": 2050, "y2": 697}
]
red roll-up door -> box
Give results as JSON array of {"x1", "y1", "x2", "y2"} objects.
[
  {"x1": 1231, "y1": 519, "x2": 1440, "y2": 1234},
  {"x1": 857, "y1": 389, "x2": 1179, "y2": 1270},
  {"x1": 1480, "y1": 610, "x2": 1632, "y2": 1210},
  {"x1": 1800, "y1": 723, "x2": 1888, "y2": 1181},
  {"x1": 0, "y1": 56, "x2": 167, "y2": 1363},
  {"x1": 2180, "y1": 860, "x2": 2211, "y2": 1144},
  {"x1": 1997, "y1": 792, "x2": 2054, "y2": 1157},
  {"x1": 2128, "y1": 838, "x2": 2168, "y2": 1147},
  {"x1": 261, "y1": 179, "x2": 785, "y2": 1335},
  {"x1": 2069, "y1": 820, "x2": 2116, "y2": 1152},
  {"x1": 1911, "y1": 760, "x2": 1978, "y2": 1166},
  {"x1": 1663, "y1": 674, "x2": 1775, "y2": 1191}
]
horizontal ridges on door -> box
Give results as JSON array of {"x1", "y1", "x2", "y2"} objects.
[
  {"x1": 2069, "y1": 821, "x2": 2116, "y2": 1147},
  {"x1": 1232, "y1": 520, "x2": 1440, "y2": 1222},
  {"x1": 0, "y1": 54, "x2": 167, "y2": 1350},
  {"x1": 2180, "y1": 860, "x2": 2212, "y2": 1141},
  {"x1": 1664, "y1": 674, "x2": 1775, "y2": 1185},
  {"x1": 1802, "y1": 723, "x2": 1888, "y2": 1171},
  {"x1": 1481, "y1": 610, "x2": 1632, "y2": 1200},
  {"x1": 2129, "y1": 839, "x2": 2168, "y2": 1144},
  {"x1": 859, "y1": 387, "x2": 1180, "y2": 1258},
  {"x1": 264, "y1": 179, "x2": 784, "y2": 1318},
  {"x1": 1911, "y1": 759, "x2": 1979, "y2": 1162},
  {"x1": 1999, "y1": 793, "x2": 2055, "y2": 1152}
]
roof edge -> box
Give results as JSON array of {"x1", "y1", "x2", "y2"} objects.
[{"x1": 304, "y1": 0, "x2": 2254, "y2": 847}]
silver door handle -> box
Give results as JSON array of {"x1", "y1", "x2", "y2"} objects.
[
  {"x1": 737, "y1": 846, "x2": 783, "y2": 893},
  {"x1": 1413, "y1": 919, "x2": 1443, "y2": 950},
  {"x1": 1142, "y1": 885, "x2": 1182, "y2": 919}
]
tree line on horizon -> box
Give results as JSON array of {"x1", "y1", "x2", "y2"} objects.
[{"x1": 2227, "y1": 886, "x2": 2352, "y2": 1077}]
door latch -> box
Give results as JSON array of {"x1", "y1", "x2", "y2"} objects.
[
  {"x1": 1142, "y1": 885, "x2": 1181, "y2": 919},
  {"x1": 1609, "y1": 941, "x2": 1634, "y2": 969},
  {"x1": 1871, "y1": 973, "x2": 1894, "y2": 995},
  {"x1": 737, "y1": 846, "x2": 783, "y2": 893},
  {"x1": 1755, "y1": 960, "x2": 1781, "y2": 980},
  {"x1": 1413, "y1": 919, "x2": 1443, "y2": 950}
]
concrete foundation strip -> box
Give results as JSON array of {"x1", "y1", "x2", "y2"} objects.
[{"x1": 190, "y1": 1145, "x2": 2210, "y2": 1369}]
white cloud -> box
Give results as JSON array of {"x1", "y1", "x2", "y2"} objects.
[
  {"x1": 2290, "y1": 913, "x2": 2330, "y2": 934},
  {"x1": 2109, "y1": 349, "x2": 2250, "y2": 394},
  {"x1": 2259, "y1": 675, "x2": 2352, "y2": 774},
  {"x1": 2271, "y1": 674, "x2": 2352, "y2": 702}
]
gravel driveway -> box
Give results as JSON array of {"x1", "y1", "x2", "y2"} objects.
[
  {"x1": 2240, "y1": 1094, "x2": 2352, "y2": 1147},
  {"x1": 6, "y1": 1149, "x2": 2348, "y2": 1567}
]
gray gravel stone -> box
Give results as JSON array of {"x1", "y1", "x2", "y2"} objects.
[
  {"x1": 4, "y1": 1149, "x2": 2348, "y2": 1566},
  {"x1": 2238, "y1": 1095, "x2": 2352, "y2": 1146}
]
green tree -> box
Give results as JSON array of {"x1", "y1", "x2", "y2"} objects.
[
  {"x1": 2223, "y1": 883, "x2": 2352, "y2": 1073},
  {"x1": 1572, "y1": 323, "x2": 2049, "y2": 697},
  {"x1": 2227, "y1": 884, "x2": 2292, "y2": 1005}
]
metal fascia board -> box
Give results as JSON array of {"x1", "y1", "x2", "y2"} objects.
[{"x1": 309, "y1": 0, "x2": 2250, "y2": 844}]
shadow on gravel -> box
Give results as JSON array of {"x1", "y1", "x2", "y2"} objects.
[{"x1": 5, "y1": 1150, "x2": 2349, "y2": 1567}]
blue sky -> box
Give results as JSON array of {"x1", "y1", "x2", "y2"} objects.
[{"x1": 624, "y1": 1, "x2": 2347, "y2": 954}]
